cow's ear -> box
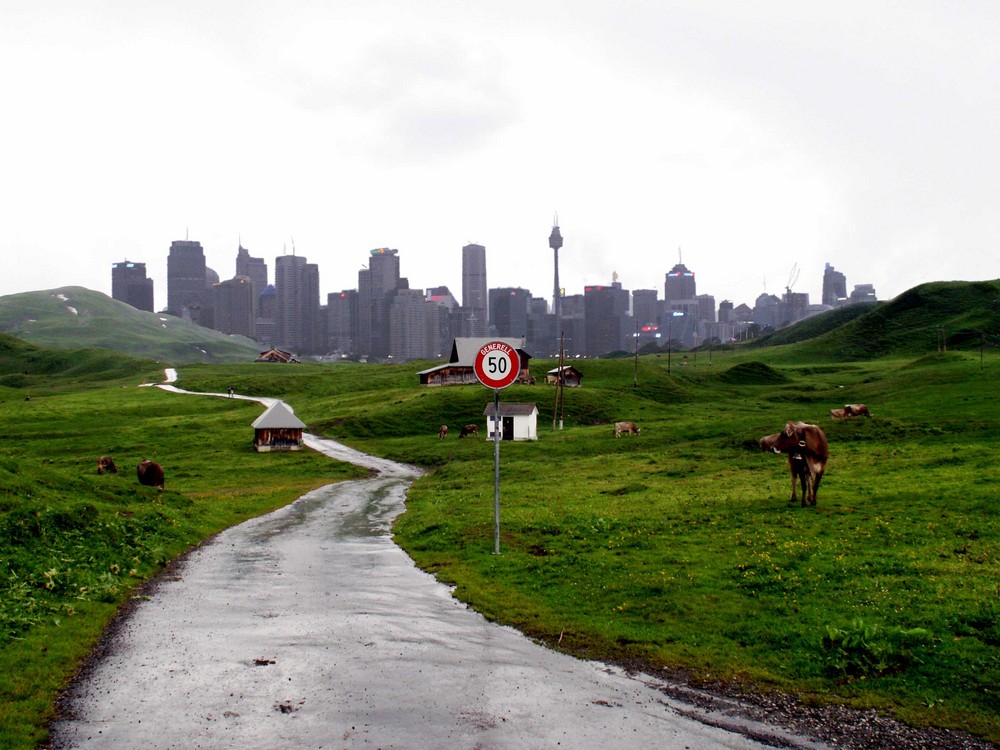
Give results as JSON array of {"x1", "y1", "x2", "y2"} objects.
[{"x1": 784, "y1": 422, "x2": 795, "y2": 436}]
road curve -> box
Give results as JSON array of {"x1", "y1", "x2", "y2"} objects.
[{"x1": 50, "y1": 380, "x2": 823, "y2": 749}]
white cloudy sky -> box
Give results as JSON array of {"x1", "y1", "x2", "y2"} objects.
[{"x1": 2, "y1": 0, "x2": 997, "y2": 312}]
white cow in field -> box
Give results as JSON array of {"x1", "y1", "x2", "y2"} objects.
[{"x1": 614, "y1": 421, "x2": 640, "y2": 437}]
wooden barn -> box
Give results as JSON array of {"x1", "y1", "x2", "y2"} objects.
[
  {"x1": 252, "y1": 401, "x2": 306, "y2": 452},
  {"x1": 483, "y1": 402, "x2": 538, "y2": 441},
  {"x1": 418, "y1": 337, "x2": 533, "y2": 386},
  {"x1": 256, "y1": 348, "x2": 300, "y2": 363},
  {"x1": 546, "y1": 365, "x2": 583, "y2": 387}
]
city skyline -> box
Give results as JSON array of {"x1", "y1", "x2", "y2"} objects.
[{"x1": 2, "y1": 3, "x2": 997, "y2": 310}]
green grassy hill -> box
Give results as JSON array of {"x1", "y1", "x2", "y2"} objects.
[
  {"x1": 0, "y1": 287, "x2": 261, "y2": 364},
  {"x1": 754, "y1": 279, "x2": 1000, "y2": 361}
]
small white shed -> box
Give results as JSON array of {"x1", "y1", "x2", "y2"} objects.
[{"x1": 483, "y1": 402, "x2": 538, "y2": 441}]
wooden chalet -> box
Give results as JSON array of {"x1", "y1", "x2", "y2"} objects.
[
  {"x1": 483, "y1": 402, "x2": 538, "y2": 441},
  {"x1": 546, "y1": 365, "x2": 583, "y2": 387},
  {"x1": 252, "y1": 401, "x2": 306, "y2": 452},
  {"x1": 256, "y1": 348, "x2": 300, "y2": 363},
  {"x1": 418, "y1": 337, "x2": 533, "y2": 386}
]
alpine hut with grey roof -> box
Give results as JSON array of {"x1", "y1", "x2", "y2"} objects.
[{"x1": 252, "y1": 401, "x2": 306, "y2": 452}]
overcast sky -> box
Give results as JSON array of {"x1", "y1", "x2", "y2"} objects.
[{"x1": 2, "y1": 0, "x2": 997, "y2": 313}]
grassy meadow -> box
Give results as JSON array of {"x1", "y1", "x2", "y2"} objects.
[
  {"x1": 1, "y1": 280, "x2": 998, "y2": 747},
  {"x1": 172, "y1": 347, "x2": 1000, "y2": 743}
]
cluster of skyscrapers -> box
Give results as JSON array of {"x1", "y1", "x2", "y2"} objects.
[{"x1": 110, "y1": 231, "x2": 876, "y2": 360}]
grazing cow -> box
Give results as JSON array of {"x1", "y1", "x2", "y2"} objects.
[
  {"x1": 614, "y1": 421, "x2": 641, "y2": 438},
  {"x1": 137, "y1": 459, "x2": 165, "y2": 489},
  {"x1": 97, "y1": 456, "x2": 118, "y2": 474},
  {"x1": 759, "y1": 421, "x2": 829, "y2": 507},
  {"x1": 459, "y1": 424, "x2": 479, "y2": 438},
  {"x1": 438, "y1": 424, "x2": 448, "y2": 439},
  {"x1": 829, "y1": 408, "x2": 848, "y2": 420},
  {"x1": 844, "y1": 403, "x2": 872, "y2": 418}
]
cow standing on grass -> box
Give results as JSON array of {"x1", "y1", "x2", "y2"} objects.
[
  {"x1": 137, "y1": 459, "x2": 165, "y2": 490},
  {"x1": 438, "y1": 425, "x2": 448, "y2": 439},
  {"x1": 459, "y1": 424, "x2": 478, "y2": 438},
  {"x1": 614, "y1": 421, "x2": 640, "y2": 437},
  {"x1": 760, "y1": 421, "x2": 829, "y2": 506}
]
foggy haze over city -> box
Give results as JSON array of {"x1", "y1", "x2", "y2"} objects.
[{"x1": 2, "y1": 2, "x2": 997, "y2": 312}]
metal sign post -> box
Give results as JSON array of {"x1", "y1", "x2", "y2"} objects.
[{"x1": 473, "y1": 341, "x2": 521, "y2": 554}]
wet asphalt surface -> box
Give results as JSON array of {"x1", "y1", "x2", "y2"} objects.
[{"x1": 49, "y1": 382, "x2": 824, "y2": 749}]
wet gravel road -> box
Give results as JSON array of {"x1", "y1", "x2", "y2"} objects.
[
  {"x1": 53, "y1": 382, "x2": 989, "y2": 749},
  {"x1": 49, "y1": 383, "x2": 804, "y2": 748}
]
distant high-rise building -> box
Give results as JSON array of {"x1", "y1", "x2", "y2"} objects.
[
  {"x1": 358, "y1": 248, "x2": 402, "y2": 359},
  {"x1": 236, "y1": 245, "x2": 268, "y2": 294},
  {"x1": 822, "y1": 263, "x2": 847, "y2": 306},
  {"x1": 489, "y1": 287, "x2": 530, "y2": 338},
  {"x1": 718, "y1": 300, "x2": 735, "y2": 323},
  {"x1": 631, "y1": 289, "x2": 659, "y2": 328},
  {"x1": 696, "y1": 294, "x2": 716, "y2": 323},
  {"x1": 275, "y1": 254, "x2": 321, "y2": 353},
  {"x1": 461, "y1": 243, "x2": 488, "y2": 337},
  {"x1": 664, "y1": 262, "x2": 696, "y2": 302},
  {"x1": 850, "y1": 284, "x2": 877, "y2": 303},
  {"x1": 584, "y1": 282, "x2": 630, "y2": 356},
  {"x1": 167, "y1": 240, "x2": 208, "y2": 321},
  {"x1": 327, "y1": 290, "x2": 358, "y2": 355},
  {"x1": 213, "y1": 276, "x2": 256, "y2": 339},
  {"x1": 111, "y1": 260, "x2": 154, "y2": 312}
]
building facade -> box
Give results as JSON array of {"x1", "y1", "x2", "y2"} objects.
[
  {"x1": 274, "y1": 254, "x2": 321, "y2": 354},
  {"x1": 167, "y1": 240, "x2": 208, "y2": 321},
  {"x1": 111, "y1": 260, "x2": 154, "y2": 312},
  {"x1": 461, "y1": 243, "x2": 488, "y2": 337},
  {"x1": 213, "y1": 276, "x2": 257, "y2": 339}
]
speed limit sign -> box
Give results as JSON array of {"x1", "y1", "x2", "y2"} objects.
[{"x1": 474, "y1": 340, "x2": 521, "y2": 389}]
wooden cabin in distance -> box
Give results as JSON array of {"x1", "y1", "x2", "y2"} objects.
[
  {"x1": 252, "y1": 401, "x2": 306, "y2": 452},
  {"x1": 418, "y1": 337, "x2": 533, "y2": 386},
  {"x1": 546, "y1": 365, "x2": 583, "y2": 387}
]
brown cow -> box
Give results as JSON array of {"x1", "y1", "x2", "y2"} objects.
[
  {"x1": 459, "y1": 424, "x2": 478, "y2": 438},
  {"x1": 614, "y1": 421, "x2": 640, "y2": 437},
  {"x1": 97, "y1": 456, "x2": 118, "y2": 474},
  {"x1": 759, "y1": 421, "x2": 829, "y2": 507},
  {"x1": 137, "y1": 459, "x2": 164, "y2": 489},
  {"x1": 844, "y1": 403, "x2": 872, "y2": 418},
  {"x1": 438, "y1": 424, "x2": 448, "y2": 439},
  {"x1": 829, "y1": 408, "x2": 848, "y2": 420}
]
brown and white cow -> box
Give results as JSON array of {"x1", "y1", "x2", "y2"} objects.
[
  {"x1": 438, "y1": 424, "x2": 448, "y2": 439},
  {"x1": 137, "y1": 459, "x2": 165, "y2": 489},
  {"x1": 829, "y1": 408, "x2": 848, "y2": 420},
  {"x1": 614, "y1": 421, "x2": 640, "y2": 438},
  {"x1": 97, "y1": 456, "x2": 118, "y2": 474},
  {"x1": 759, "y1": 421, "x2": 829, "y2": 507},
  {"x1": 459, "y1": 424, "x2": 478, "y2": 438},
  {"x1": 844, "y1": 403, "x2": 872, "y2": 418}
]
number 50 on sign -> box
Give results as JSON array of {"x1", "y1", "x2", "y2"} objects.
[{"x1": 474, "y1": 341, "x2": 521, "y2": 389}]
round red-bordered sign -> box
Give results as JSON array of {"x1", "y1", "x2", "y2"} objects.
[{"x1": 474, "y1": 341, "x2": 521, "y2": 389}]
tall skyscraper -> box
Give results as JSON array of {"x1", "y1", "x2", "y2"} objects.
[
  {"x1": 213, "y1": 276, "x2": 256, "y2": 339},
  {"x1": 327, "y1": 290, "x2": 358, "y2": 355},
  {"x1": 489, "y1": 287, "x2": 530, "y2": 338},
  {"x1": 274, "y1": 254, "x2": 321, "y2": 353},
  {"x1": 111, "y1": 260, "x2": 154, "y2": 312},
  {"x1": 664, "y1": 261, "x2": 696, "y2": 302},
  {"x1": 549, "y1": 220, "x2": 564, "y2": 348},
  {"x1": 461, "y1": 243, "x2": 488, "y2": 337},
  {"x1": 236, "y1": 245, "x2": 268, "y2": 295},
  {"x1": 584, "y1": 282, "x2": 630, "y2": 356},
  {"x1": 822, "y1": 263, "x2": 847, "y2": 306},
  {"x1": 167, "y1": 240, "x2": 207, "y2": 320}
]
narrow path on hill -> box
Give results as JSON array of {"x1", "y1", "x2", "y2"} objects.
[{"x1": 50, "y1": 371, "x2": 824, "y2": 750}]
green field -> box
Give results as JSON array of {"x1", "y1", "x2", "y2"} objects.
[{"x1": 1, "y1": 281, "x2": 999, "y2": 747}]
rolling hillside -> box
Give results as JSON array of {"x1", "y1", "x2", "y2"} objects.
[
  {"x1": 756, "y1": 279, "x2": 1000, "y2": 360},
  {"x1": 0, "y1": 287, "x2": 261, "y2": 364}
]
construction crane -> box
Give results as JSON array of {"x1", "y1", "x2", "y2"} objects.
[{"x1": 785, "y1": 263, "x2": 800, "y2": 296}]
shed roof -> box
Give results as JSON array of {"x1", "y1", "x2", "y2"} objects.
[
  {"x1": 483, "y1": 402, "x2": 538, "y2": 417},
  {"x1": 450, "y1": 337, "x2": 527, "y2": 365},
  {"x1": 252, "y1": 400, "x2": 306, "y2": 429}
]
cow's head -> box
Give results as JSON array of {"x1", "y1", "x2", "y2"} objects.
[{"x1": 760, "y1": 422, "x2": 805, "y2": 454}]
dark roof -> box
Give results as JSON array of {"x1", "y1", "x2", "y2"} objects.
[{"x1": 483, "y1": 402, "x2": 538, "y2": 417}]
